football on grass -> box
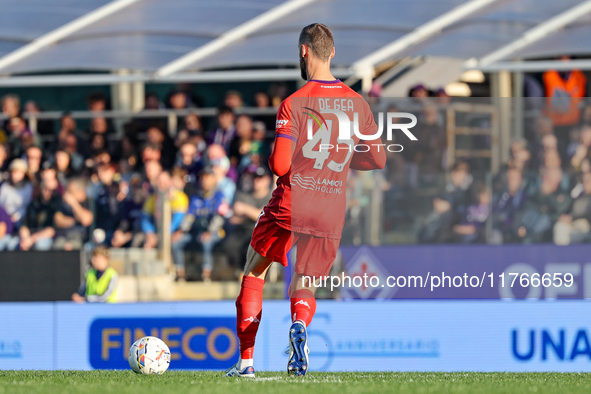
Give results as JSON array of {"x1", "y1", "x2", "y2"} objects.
[{"x1": 128, "y1": 336, "x2": 171, "y2": 375}]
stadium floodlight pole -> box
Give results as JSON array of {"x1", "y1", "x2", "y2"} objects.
[
  {"x1": 350, "y1": 0, "x2": 498, "y2": 91},
  {"x1": 155, "y1": 0, "x2": 316, "y2": 78},
  {"x1": 0, "y1": 0, "x2": 142, "y2": 73},
  {"x1": 466, "y1": 0, "x2": 591, "y2": 68}
]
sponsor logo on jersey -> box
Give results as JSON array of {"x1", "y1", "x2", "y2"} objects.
[
  {"x1": 243, "y1": 316, "x2": 260, "y2": 323},
  {"x1": 321, "y1": 85, "x2": 342, "y2": 88},
  {"x1": 276, "y1": 119, "x2": 288, "y2": 129},
  {"x1": 291, "y1": 174, "x2": 343, "y2": 194}
]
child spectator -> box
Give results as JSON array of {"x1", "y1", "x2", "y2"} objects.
[{"x1": 72, "y1": 245, "x2": 118, "y2": 303}]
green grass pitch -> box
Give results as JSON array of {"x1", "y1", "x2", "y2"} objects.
[{"x1": 1, "y1": 371, "x2": 591, "y2": 394}]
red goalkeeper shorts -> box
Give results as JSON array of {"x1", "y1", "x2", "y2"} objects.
[{"x1": 250, "y1": 210, "x2": 340, "y2": 277}]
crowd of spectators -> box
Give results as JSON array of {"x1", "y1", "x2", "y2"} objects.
[
  {"x1": 407, "y1": 68, "x2": 591, "y2": 246},
  {"x1": 1, "y1": 69, "x2": 591, "y2": 282},
  {"x1": 0, "y1": 89, "x2": 275, "y2": 281}
]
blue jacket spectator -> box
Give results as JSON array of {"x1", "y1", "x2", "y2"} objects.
[{"x1": 173, "y1": 166, "x2": 229, "y2": 281}]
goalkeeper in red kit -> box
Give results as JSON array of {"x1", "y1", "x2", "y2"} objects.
[{"x1": 224, "y1": 23, "x2": 386, "y2": 378}]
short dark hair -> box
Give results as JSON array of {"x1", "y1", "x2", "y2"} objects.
[
  {"x1": 92, "y1": 245, "x2": 110, "y2": 259},
  {"x1": 299, "y1": 23, "x2": 334, "y2": 61},
  {"x1": 217, "y1": 105, "x2": 234, "y2": 116},
  {"x1": 87, "y1": 91, "x2": 106, "y2": 104}
]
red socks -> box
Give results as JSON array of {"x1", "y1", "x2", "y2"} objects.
[
  {"x1": 236, "y1": 277, "x2": 317, "y2": 361},
  {"x1": 290, "y1": 289, "x2": 316, "y2": 327},
  {"x1": 236, "y1": 276, "x2": 265, "y2": 360}
]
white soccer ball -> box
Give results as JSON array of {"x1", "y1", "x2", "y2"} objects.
[{"x1": 128, "y1": 336, "x2": 171, "y2": 375}]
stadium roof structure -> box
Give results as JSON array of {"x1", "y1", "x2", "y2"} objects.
[{"x1": 1, "y1": 0, "x2": 591, "y2": 87}]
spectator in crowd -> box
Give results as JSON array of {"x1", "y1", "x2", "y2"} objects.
[
  {"x1": 445, "y1": 161, "x2": 474, "y2": 219},
  {"x1": 254, "y1": 91, "x2": 270, "y2": 108},
  {"x1": 415, "y1": 103, "x2": 446, "y2": 176},
  {"x1": 224, "y1": 166, "x2": 272, "y2": 275},
  {"x1": 434, "y1": 88, "x2": 451, "y2": 105},
  {"x1": 417, "y1": 195, "x2": 454, "y2": 243},
  {"x1": 570, "y1": 124, "x2": 591, "y2": 172},
  {"x1": 2, "y1": 94, "x2": 20, "y2": 130},
  {"x1": 54, "y1": 149, "x2": 74, "y2": 185},
  {"x1": 207, "y1": 143, "x2": 238, "y2": 183},
  {"x1": 543, "y1": 56, "x2": 586, "y2": 132},
  {"x1": 111, "y1": 176, "x2": 146, "y2": 248},
  {"x1": 19, "y1": 181, "x2": 61, "y2": 251},
  {"x1": 408, "y1": 84, "x2": 430, "y2": 101},
  {"x1": 168, "y1": 89, "x2": 191, "y2": 110},
  {"x1": 24, "y1": 100, "x2": 53, "y2": 136},
  {"x1": 492, "y1": 167, "x2": 528, "y2": 243},
  {"x1": 0, "y1": 204, "x2": 16, "y2": 251},
  {"x1": 143, "y1": 159, "x2": 162, "y2": 193},
  {"x1": 142, "y1": 171, "x2": 188, "y2": 251},
  {"x1": 113, "y1": 134, "x2": 138, "y2": 169},
  {"x1": 0, "y1": 159, "x2": 33, "y2": 227},
  {"x1": 90, "y1": 132, "x2": 113, "y2": 159},
  {"x1": 87, "y1": 91, "x2": 108, "y2": 112},
  {"x1": 8, "y1": 116, "x2": 38, "y2": 158},
  {"x1": 133, "y1": 92, "x2": 166, "y2": 132},
  {"x1": 174, "y1": 166, "x2": 229, "y2": 281},
  {"x1": 56, "y1": 113, "x2": 81, "y2": 146},
  {"x1": 253, "y1": 91, "x2": 275, "y2": 130},
  {"x1": 145, "y1": 92, "x2": 163, "y2": 110},
  {"x1": 147, "y1": 126, "x2": 175, "y2": 169},
  {"x1": 554, "y1": 172, "x2": 591, "y2": 245},
  {"x1": 229, "y1": 114, "x2": 254, "y2": 169},
  {"x1": 509, "y1": 139, "x2": 533, "y2": 174},
  {"x1": 207, "y1": 105, "x2": 236, "y2": 153},
  {"x1": 40, "y1": 165, "x2": 64, "y2": 196},
  {"x1": 24, "y1": 145, "x2": 42, "y2": 180},
  {"x1": 72, "y1": 245, "x2": 118, "y2": 303},
  {"x1": 453, "y1": 185, "x2": 491, "y2": 243},
  {"x1": 211, "y1": 155, "x2": 236, "y2": 204},
  {"x1": 53, "y1": 178, "x2": 94, "y2": 250},
  {"x1": 177, "y1": 142, "x2": 203, "y2": 183},
  {"x1": 225, "y1": 90, "x2": 243, "y2": 109},
  {"x1": 175, "y1": 113, "x2": 205, "y2": 151},
  {"x1": 0, "y1": 144, "x2": 9, "y2": 174},
  {"x1": 515, "y1": 167, "x2": 571, "y2": 243},
  {"x1": 141, "y1": 143, "x2": 163, "y2": 170},
  {"x1": 171, "y1": 168, "x2": 188, "y2": 197},
  {"x1": 88, "y1": 116, "x2": 112, "y2": 136},
  {"x1": 59, "y1": 133, "x2": 85, "y2": 173},
  {"x1": 92, "y1": 163, "x2": 122, "y2": 244}
]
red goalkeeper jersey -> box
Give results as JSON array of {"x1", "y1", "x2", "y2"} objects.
[{"x1": 263, "y1": 79, "x2": 385, "y2": 239}]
